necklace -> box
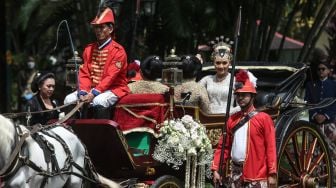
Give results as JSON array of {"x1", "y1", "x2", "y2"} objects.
[{"x1": 216, "y1": 74, "x2": 228, "y2": 82}]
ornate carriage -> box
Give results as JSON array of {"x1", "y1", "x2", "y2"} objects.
[{"x1": 64, "y1": 61, "x2": 335, "y2": 187}]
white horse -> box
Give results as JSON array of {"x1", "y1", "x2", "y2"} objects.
[{"x1": 0, "y1": 114, "x2": 120, "y2": 188}]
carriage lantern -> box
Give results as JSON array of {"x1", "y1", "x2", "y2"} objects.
[
  {"x1": 161, "y1": 48, "x2": 183, "y2": 86},
  {"x1": 66, "y1": 51, "x2": 82, "y2": 89},
  {"x1": 161, "y1": 68, "x2": 183, "y2": 86}
]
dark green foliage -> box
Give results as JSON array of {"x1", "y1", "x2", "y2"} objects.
[{"x1": 5, "y1": 0, "x2": 336, "y2": 64}]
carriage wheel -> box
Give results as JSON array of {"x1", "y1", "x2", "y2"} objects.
[
  {"x1": 278, "y1": 121, "x2": 333, "y2": 187},
  {"x1": 151, "y1": 175, "x2": 183, "y2": 188}
]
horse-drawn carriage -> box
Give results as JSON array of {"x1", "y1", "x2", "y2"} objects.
[
  {"x1": 1, "y1": 61, "x2": 335, "y2": 187},
  {"x1": 65, "y1": 60, "x2": 335, "y2": 187}
]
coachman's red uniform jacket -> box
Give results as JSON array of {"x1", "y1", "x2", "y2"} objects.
[
  {"x1": 212, "y1": 109, "x2": 277, "y2": 181},
  {"x1": 79, "y1": 40, "x2": 129, "y2": 98}
]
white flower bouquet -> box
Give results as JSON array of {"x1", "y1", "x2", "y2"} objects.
[{"x1": 153, "y1": 115, "x2": 213, "y2": 176}]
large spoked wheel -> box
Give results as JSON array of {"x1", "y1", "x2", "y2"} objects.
[
  {"x1": 151, "y1": 175, "x2": 183, "y2": 188},
  {"x1": 278, "y1": 120, "x2": 333, "y2": 187}
]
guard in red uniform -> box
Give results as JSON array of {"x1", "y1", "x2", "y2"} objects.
[
  {"x1": 64, "y1": 7, "x2": 129, "y2": 117},
  {"x1": 212, "y1": 70, "x2": 277, "y2": 188}
]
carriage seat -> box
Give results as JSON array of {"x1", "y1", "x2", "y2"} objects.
[
  {"x1": 113, "y1": 93, "x2": 168, "y2": 157},
  {"x1": 113, "y1": 93, "x2": 169, "y2": 135},
  {"x1": 175, "y1": 105, "x2": 226, "y2": 129}
]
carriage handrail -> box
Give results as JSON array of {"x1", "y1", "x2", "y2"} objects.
[
  {"x1": 1, "y1": 100, "x2": 80, "y2": 119},
  {"x1": 278, "y1": 81, "x2": 304, "y2": 108},
  {"x1": 286, "y1": 97, "x2": 336, "y2": 114},
  {"x1": 275, "y1": 65, "x2": 307, "y2": 93},
  {"x1": 201, "y1": 63, "x2": 302, "y2": 72},
  {"x1": 272, "y1": 66, "x2": 307, "y2": 109}
]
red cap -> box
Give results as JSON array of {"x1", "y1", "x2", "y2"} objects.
[
  {"x1": 91, "y1": 8, "x2": 115, "y2": 25},
  {"x1": 234, "y1": 70, "x2": 257, "y2": 94}
]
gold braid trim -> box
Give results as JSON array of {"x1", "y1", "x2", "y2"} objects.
[
  {"x1": 116, "y1": 103, "x2": 168, "y2": 108},
  {"x1": 120, "y1": 106, "x2": 157, "y2": 124}
]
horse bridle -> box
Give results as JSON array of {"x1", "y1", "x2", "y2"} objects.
[
  {"x1": 0, "y1": 101, "x2": 84, "y2": 176},
  {"x1": 0, "y1": 101, "x2": 100, "y2": 185},
  {"x1": 0, "y1": 122, "x2": 30, "y2": 180}
]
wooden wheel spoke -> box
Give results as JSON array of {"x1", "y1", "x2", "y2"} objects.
[
  {"x1": 318, "y1": 173, "x2": 330, "y2": 180},
  {"x1": 301, "y1": 130, "x2": 307, "y2": 170},
  {"x1": 308, "y1": 152, "x2": 325, "y2": 174},
  {"x1": 284, "y1": 147, "x2": 301, "y2": 176},
  {"x1": 292, "y1": 133, "x2": 302, "y2": 172},
  {"x1": 279, "y1": 166, "x2": 300, "y2": 181},
  {"x1": 305, "y1": 137, "x2": 317, "y2": 171}
]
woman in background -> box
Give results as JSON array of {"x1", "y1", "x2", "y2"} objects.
[{"x1": 27, "y1": 72, "x2": 60, "y2": 125}]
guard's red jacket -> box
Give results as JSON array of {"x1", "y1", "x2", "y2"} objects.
[
  {"x1": 79, "y1": 40, "x2": 129, "y2": 98},
  {"x1": 212, "y1": 107, "x2": 277, "y2": 181}
]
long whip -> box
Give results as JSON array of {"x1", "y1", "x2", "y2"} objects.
[{"x1": 53, "y1": 20, "x2": 80, "y2": 95}]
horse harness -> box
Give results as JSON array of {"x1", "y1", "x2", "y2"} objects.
[{"x1": 0, "y1": 102, "x2": 102, "y2": 187}]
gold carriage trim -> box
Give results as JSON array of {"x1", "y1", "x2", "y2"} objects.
[
  {"x1": 116, "y1": 103, "x2": 169, "y2": 125},
  {"x1": 122, "y1": 127, "x2": 159, "y2": 138},
  {"x1": 116, "y1": 103, "x2": 168, "y2": 108},
  {"x1": 120, "y1": 106, "x2": 157, "y2": 124}
]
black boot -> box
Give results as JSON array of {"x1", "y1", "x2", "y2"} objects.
[{"x1": 93, "y1": 105, "x2": 111, "y2": 119}]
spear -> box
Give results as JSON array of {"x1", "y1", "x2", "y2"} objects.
[{"x1": 216, "y1": 6, "x2": 242, "y2": 187}]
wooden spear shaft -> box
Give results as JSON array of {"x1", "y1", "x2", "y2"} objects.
[{"x1": 216, "y1": 6, "x2": 242, "y2": 188}]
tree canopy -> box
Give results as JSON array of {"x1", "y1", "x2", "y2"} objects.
[{"x1": 5, "y1": 0, "x2": 336, "y2": 64}]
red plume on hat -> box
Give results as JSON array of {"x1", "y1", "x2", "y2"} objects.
[
  {"x1": 91, "y1": 7, "x2": 115, "y2": 25},
  {"x1": 234, "y1": 69, "x2": 257, "y2": 94}
]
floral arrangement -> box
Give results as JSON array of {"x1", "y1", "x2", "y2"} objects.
[{"x1": 153, "y1": 115, "x2": 213, "y2": 177}]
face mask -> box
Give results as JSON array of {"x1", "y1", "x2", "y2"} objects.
[
  {"x1": 27, "y1": 61, "x2": 35, "y2": 69},
  {"x1": 49, "y1": 56, "x2": 57, "y2": 66}
]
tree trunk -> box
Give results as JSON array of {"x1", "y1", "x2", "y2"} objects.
[
  {"x1": 303, "y1": 1, "x2": 336, "y2": 62},
  {"x1": 298, "y1": 0, "x2": 331, "y2": 62},
  {"x1": 276, "y1": 0, "x2": 301, "y2": 60},
  {"x1": 263, "y1": 0, "x2": 287, "y2": 61},
  {"x1": 0, "y1": 2, "x2": 6, "y2": 113}
]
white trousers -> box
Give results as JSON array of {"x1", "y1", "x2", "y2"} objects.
[{"x1": 64, "y1": 90, "x2": 118, "y2": 108}]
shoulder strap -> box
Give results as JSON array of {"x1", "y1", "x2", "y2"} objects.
[{"x1": 232, "y1": 111, "x2": 258, "y2": 135}]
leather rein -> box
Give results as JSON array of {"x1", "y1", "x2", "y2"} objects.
[
  {"x1": 0, "y1": 101, "x2": 94, "y2": 184},
  {"x1": 2, "y1": 100, "x2": 78, "y2": 119}
]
